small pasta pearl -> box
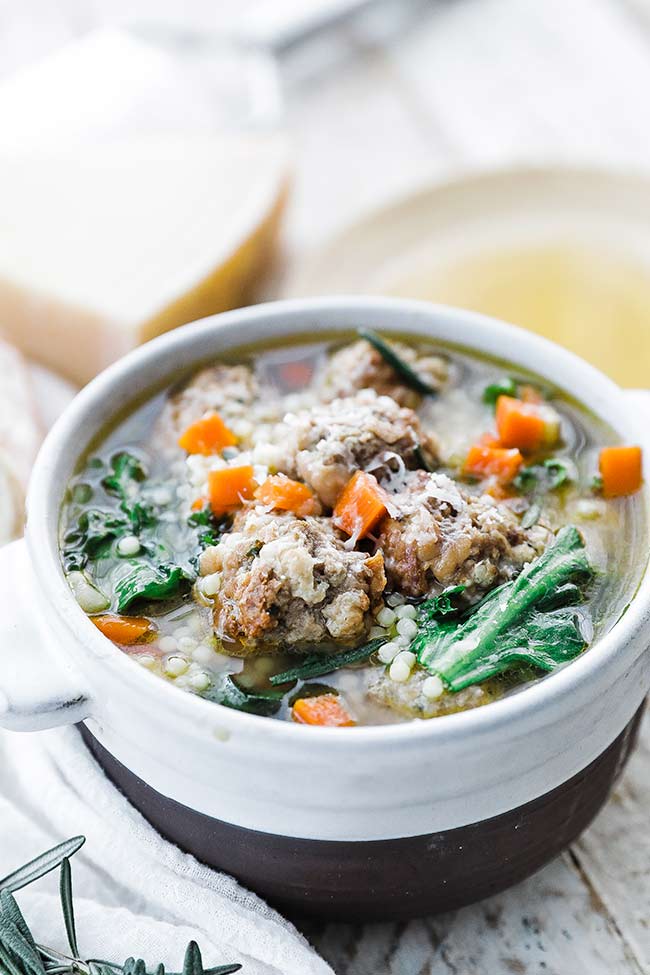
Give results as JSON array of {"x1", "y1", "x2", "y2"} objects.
[
  {"x1": 376, "y1": 607, "x2": 397, "y2": 627},
  {"x1": 422, "y1": 675, "x2": 444, "y2": 700}
]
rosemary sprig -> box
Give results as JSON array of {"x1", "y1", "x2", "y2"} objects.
[
  {"x1": 269, "y1": 637, "x2": 383, "y2": 685},
  {"x1": 358, "y1": 328, "x2": 437, "y2": 396},
  {"x1": 0, "y1": 838, "x2": 241, "y2": 975}
]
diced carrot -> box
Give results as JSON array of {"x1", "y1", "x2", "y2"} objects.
[
  {"x1": 599, "y1": 446, "x2": 643, "y2": 498},
  {"x1": 191, "y1": 496, "x2": 206, "y2": 511},
  {"x1": 255, "y1": 473, "x2": 317, "y2": 516},
  {"x1": 478, "y1": 432, "x2": 501, "y2": 448},
  {"x1": 178, "y1": 412, "x2": 237, "y2": 455},
  {"x1": 496, "y1": 395, "x2": 559, "y2": 452},
  {"x1": 464, "y1": 442, "x2": 523, "y2": 485},
  {"x1": 208, "y1": 465, "x2": 257, "y2": 517},
  {"x1": 333, "y1": 470, "x2": 388, "y2": 539},
  {"x1": 292, "y1": 694, "x2": 356, "y2": 727},
  {"x1": 92, "y1": 614, "x2": 155, "y2": 645}
]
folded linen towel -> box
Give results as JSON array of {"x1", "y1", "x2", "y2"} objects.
[{"x1": 0, "y1": 726, "x2": 333, "y2": 975}]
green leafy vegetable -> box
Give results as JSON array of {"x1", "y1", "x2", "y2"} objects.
[
  {"x1": 418, "y1": 586, "x2": 466, "y2": 623},
  {"x1": 102, "y1": 452, "x2": 146, "y2": 501},
  {"x1": 102, "y1": 453, "x2": 156, "y2": 533},
  {"x1": 114, "y1": 562, "x2": 194, "y2": 612},
  {"x1": 187, "y1": 506, "x2": 227, "y2": 550},
  {"x1": 63, "y1": 509, "x2": 130, "y2": 569},
  {"x1": 0, "y1": 837, "x2": 241, "y2": 975},
  {"x1": 482, "y1": 377, "x2": 518, "y2": 406},
  {"x1": 70, "y1": 483, "x2": 93, "y2": 504},
  {"x1": 415, "y1": 526, "x2": 593, "y2": 691},
  {"x1": 64, "y1": 452, "x2": 161, "y2": 571},
  {"x1": 358, "y1": 328, "x2": 436, "y2": 395},
  {"x1": 514, "y1": 458, "x2": 571, "y2": 494},
  {"x1": 204, "y1": 674, "x2": 289, "y2": 716},
  {"x1": 269, "y1": 638, "x2": 383, "y2": 686},
  {"x1": 514, "y1": 458, "x2": 572, "y2": 529}
]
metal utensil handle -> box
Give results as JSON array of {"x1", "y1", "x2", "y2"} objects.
[{"x1": 234, "y1": 0, "x2": 382, "y2": 51}]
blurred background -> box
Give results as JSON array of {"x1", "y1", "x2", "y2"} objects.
[{"x1": 2, "y1": 0, "x2": 650, "y2": 374}]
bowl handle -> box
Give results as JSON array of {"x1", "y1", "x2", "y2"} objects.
[{"x1": 0, "y1": 539, "x2": 92, "y2": 731}]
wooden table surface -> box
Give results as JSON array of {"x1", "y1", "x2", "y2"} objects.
[{"x1": 1, "y1": 0, "x2": 649, "y2": 971}]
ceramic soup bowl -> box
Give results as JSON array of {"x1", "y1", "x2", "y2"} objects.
[{"x1": 1, "y1": 298, "x2": 649, "y2": 920}]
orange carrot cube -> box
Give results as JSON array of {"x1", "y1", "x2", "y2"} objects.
[
  {"x1": 208, "y1": 465, "x2": 257, "y2": 517},
  {"x1": 178, "y1": 412, "x2": 237, "y2": 455},
  {"x1": 333, "y1": 471, "x2": 388, "y2": 539},
  {"x1": 599, "y1": 446, "x2": 643, "y2": 498},
  {"x1": 292, "y1": 694, "x2": 356, "y2": 727}
]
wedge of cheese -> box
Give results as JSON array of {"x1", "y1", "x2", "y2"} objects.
[
  {"x1": 0, "y1": 138, "x2": 288, "y2": 384},
  {"x1": 0, "y1": 30, "x2": 289, "y2": 383}
]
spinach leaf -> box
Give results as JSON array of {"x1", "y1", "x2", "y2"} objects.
[
  {"x1": 102, "y1": 452, "x2": 146, "y2": 501},
  {"x1": 515, "y1": 458, "x2": 572, "y2": 528},
  {"x1": 269, "y1": 638, "x2": 383, "y2": 686},
  {"x1": 188, "y1": 506, "x2": 227, "y2": 550},
  {"x1": 114, "y1": 561, "x2": 194, "y2": 612},
  {"x1": 126, "y1": 501, "x2": 157, "y2": 533},
  {"x1": 482, "y1": 377, "x2": 518, "y2": 407},
  {"x1": 418, "y1": 585, "x2": 466, "y2": 623},
  {"x1": 358, "y1": 328, "x2": 437, "y2": 395},
  {"x1": 102, "y1": 452, "x2": 157, "y2": 530},
  {"x1": 514, "y1": 458, "x2": 571, "y2": 495},
  {"x1": 63, "y1": 509, "x2": 130, "y2": 570},
  {"x1": 203, "y1": 674, "x2": 288, "y2": 716},
  {"x1": 415, "y1": 525, "x2": 593, "y2": 692}
]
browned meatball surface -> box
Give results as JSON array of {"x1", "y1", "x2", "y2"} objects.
[
  {"x1": 200, "y1": 506, "x2": 386, "y2": 650},
  {"x1": 156, "y1": 364, "x2": 261, "y2": 449},
  {"x1": 281, "y1": 389, "x2": 439, "y2": 508},
  {"x1": 376, "y1": 470, "x2": 551, "y2": 599},
  {"x1": 320, "y1": 338, "x2": 448, "y2": 408}
]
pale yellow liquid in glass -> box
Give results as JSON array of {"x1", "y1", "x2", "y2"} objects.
[{"x1": 397, "y1": 244, "x2": 650, "y2": 387}]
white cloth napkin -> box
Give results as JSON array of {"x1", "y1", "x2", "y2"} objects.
[{"x1": 0, "y1": 726, "x2": 333, "y2": 975}]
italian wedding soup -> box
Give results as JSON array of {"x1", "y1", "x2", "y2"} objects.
[{"x1": 60, "y1": 330, "x2": 645, "y2": 726}]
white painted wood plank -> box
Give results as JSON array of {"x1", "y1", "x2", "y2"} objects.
[
  {"x1": 386, "y1": 0, "x2": 650, "y2": 170},
  {"x1": 281, "y1": 44, "x2": 444, "y2": 255},
  {"x1": 304, "y1": 838, "x2": 646, "y2": 974},
  {"x1": 573, "y1": 717, "x2": 650, "y2": 972}
]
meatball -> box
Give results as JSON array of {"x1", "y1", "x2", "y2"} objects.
[
  {"x1": 368, "y1": 668, "x2": 491, "y2": 719},
  {"x1": 376, "y1": 470, "x2": 551, "y2": 599},
  {"x1": 319, "y1": 338, "x2": 448, "y2": 409},
  {"x1": 156, "y1": 364, "x2": 262, "y2": 449},
  {"x1": 199, "y1": 506, "x2": 386, "y2": 650},
  {"x1": 281, "y1": 390, "x2": 439, "y2": 508}
]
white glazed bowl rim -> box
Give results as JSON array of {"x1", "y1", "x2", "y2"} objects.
[{"x1": 26, "y1": 296, "x2": 650, "y2": 749}]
